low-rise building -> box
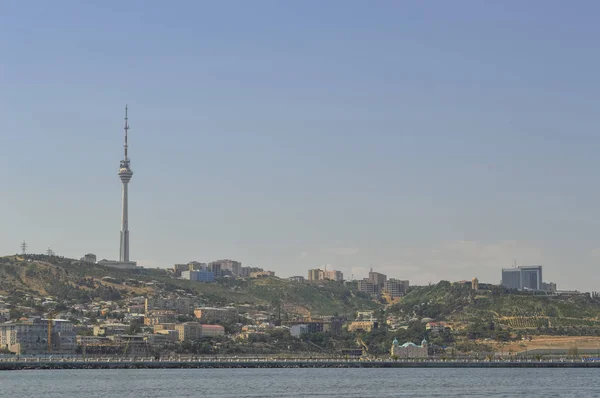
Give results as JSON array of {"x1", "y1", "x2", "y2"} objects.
[
  {"x1": 425, "y1": 322, "x2": 449, "y2": 334},
  {"x1": 144, "y1": 310, "x2": 177, "y2": 326},
  {"x1": 153, "y1": 323, "x2": 177, "y2": 333},
  {"x1": 290, "y1": 324, "x2": 309, "y2": 338},
  {"x1": 194, "y1": 307, "x2": 237, "y2": 324},
  {"x1": 201, "y1": 324, "x2": 225, "y2": 337},
  {"x1": 145, "y1": 297, "x2": 193, "y2": 315},
  {"x1": 0, "y1": 309, "x2": 10, "y2": 322},
  {"x1": 250, "y1": 270, "x2": 275, "y2": 278},
  {"x1": 390, "y1": 338, "x2": 428, "y2": 358},
  {"x1": 94, "y1": 323, "x2": 128, "y2": 336},
  {"x1": 288, "y1": 276, "x2": 305, "y2": 283},
  {"x1": 348, "y1": 321, "x2": 378, "y2": 333}
]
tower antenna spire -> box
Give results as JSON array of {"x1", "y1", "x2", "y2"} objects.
[{"x1": 124, "y1": 104, "x2": 129, "y2": 161}]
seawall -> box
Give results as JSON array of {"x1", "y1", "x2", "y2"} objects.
[{"x1": 2, "y1": 359, "x2": 600, "y2": 371}]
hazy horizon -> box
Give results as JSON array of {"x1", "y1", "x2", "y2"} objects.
[{"x1": 2, "y1": 1, "x2": 600, "y2": 291}]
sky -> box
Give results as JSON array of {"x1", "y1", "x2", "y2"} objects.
[{"x1": 1, "y1": 1, "x2": 600, "y2": 291}]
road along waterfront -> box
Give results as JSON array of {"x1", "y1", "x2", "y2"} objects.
[{"x1": 2, "y1": 357, "x2": 600, "y2": 370}]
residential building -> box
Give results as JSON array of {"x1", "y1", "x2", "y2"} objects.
[
  {"x1": 348, "y1": 321, "x2": 378, "y2": 333},
  {"x1": 201, "y1": 324, "x2": 225, "y2": 337},
  {"x1": 209, "y1": 260, "x2": 242, "y2": 276},
  {"x1": 0, "y1": 318, "x2": 75, "y2": 355},
  {"x1": 472, "y1": 277, "x2": 479, "y2": 290},
  {"x1": 390, "y1": 338, "x2": 428, "y2": 358},
  {"x1": 308, "y1": 269, "x2": 323, "y2": 281},
  {"x1": 194, "y1": 307, "x2": 238, "y2": 324},
  {"x1": 425, "y1": 322, "x2": 449, "y2": 334},
  {"x1": 155, "y1": 329, "x2": 179, "y2": 341},
  {"x1": 290, "y1": 324, "x2": 309, "y2": 338},
  {"x1": 144, "y1": 310, "x2": 177, "y2": 326},
  {"x1": 181, "y1": 270, "x2": 215, "y2": 282},
  {"x1": 208, "y1": 262, "x2": 222, "y2": 277},
  {"x1": 385, "y1": 279, "x2": 409, "y2": 298},
  {"x1": 0, "y1": 309, "x2": 10, "y2": 322},
  {"x1": 93, "y1": 323, "x2": 128, "y2": 336},
  {"x1": 173, "y1": 263, "x2": 189, "y2": 277},
  {"x1": 358, "y1": 279, "x2": 378, "y2": 296},
  {"x1": 145, "y1": 297, "x2": 193, "y2": 315},
  {"x1": 188, "y1": 261, "x2": 208, "y2": 271},
  {"x1": 288, "y1": 276, "x2": 305, "y2": 283},
  {"x1": 326, "y1": 270, "x2": 344, "y2": 282},
  {"x1": 153, "y1": 323, "x2": 176, "y2": 333},
  {"x1": 175, "y1": 322, "x2": 201, "y2": 342},
  {"x1": 45, "y1": 319, "x2": 74, "y2": 333},
  {"x1": 308, "y1": 268, "x2": 343, "y2": 282},
  {"x1": 369, "y1": 270, "x2": 387, "y2": 289}
]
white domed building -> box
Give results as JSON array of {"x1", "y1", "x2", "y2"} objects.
[{"x1": 390, "y1": 338, "x2": 428, "y2": 358}]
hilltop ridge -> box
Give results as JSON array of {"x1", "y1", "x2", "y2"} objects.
[{"x1": 0, "y1": 255, "x2": 379, "y2": 316}]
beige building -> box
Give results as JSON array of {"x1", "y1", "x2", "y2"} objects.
[
  {"x1": 175, "y1": 322, "x2": 202, "y2": 342},
  {"x1": 308, "y1": 268, "x2": 343, "y2": 282},
  {"x1": 144, "y1": 310, "x2": 177, "y2": 326},
  {"x1": 145, "y1": 297, "x2": 193, "y2": 315},
  {"x1": 93, "y1": 323, "x2": 128, "y2": 336},
  {"x1": 153, "y1": 323, "x2": 176, "y2": 333},
  {"x1": 194, "y1": 307, "x2": 237, "y2": 323},
  {"x1": 200, "y1": 325, "x2": 225, "y2": 337},
  {"x1": 348, "y1": 321, "x2": 377, "y2": 333},
  {"x1": 390, "y1": 338, "x2": 428, "y2": 358}
]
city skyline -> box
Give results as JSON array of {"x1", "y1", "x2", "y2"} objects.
[{"x1": 2, "y1": 2, "x2": 600, "y2": 291}]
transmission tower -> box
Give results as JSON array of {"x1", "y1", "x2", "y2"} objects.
[
  {"x1": 46, "y1": 247, "x2": 54, "y2": 256},
  {"x1": 20, "y1": 241, "x2": 27, "y2": 256}
]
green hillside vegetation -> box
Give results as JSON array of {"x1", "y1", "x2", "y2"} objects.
[
  {"x1": 0, "y1": 255, "x2": 378, "y2": 316},
  {"x1": 391, "y1": 281, "x2": 600, "y2": 336}
]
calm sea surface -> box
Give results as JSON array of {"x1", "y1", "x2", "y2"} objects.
[{"x1": 1, "y1": 368, "x2": 600, "y2": 397}]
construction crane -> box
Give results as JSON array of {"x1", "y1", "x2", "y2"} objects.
[{"x1": 356, "y1": 337, "x2": 369, "y2": 359}]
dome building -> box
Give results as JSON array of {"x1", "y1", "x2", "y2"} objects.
[{"x1": 390, "y1": 338, "x2": 428, "y2": 358}]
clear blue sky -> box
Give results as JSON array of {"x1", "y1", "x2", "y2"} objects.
[{"x1": 1, "y1": 1, "x2": 599, "y2": 290}]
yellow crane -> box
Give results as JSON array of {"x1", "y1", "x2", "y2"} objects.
[{"x1": 356, "y1": 337, "x2": 369, "y2": 358}]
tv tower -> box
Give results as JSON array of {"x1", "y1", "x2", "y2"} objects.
[{"x1": 118, "y1": 105, "x2": 133, "y2": 262}]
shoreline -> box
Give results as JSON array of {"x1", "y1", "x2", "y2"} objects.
[{"x1": 2, "y1": 359, "x2": 600, "y2": 370}]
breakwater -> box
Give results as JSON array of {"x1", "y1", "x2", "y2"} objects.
[{"x1": 2, "y1": 359, "x2": 600, "y2": 370}]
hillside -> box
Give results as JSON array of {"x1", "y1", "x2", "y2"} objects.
[
  {"x1": 0, "y1": 255, "x2": 379, "y2": 316},
  {"x1": 391, "y1": 281, "x2": 600, "y2": 332}
]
